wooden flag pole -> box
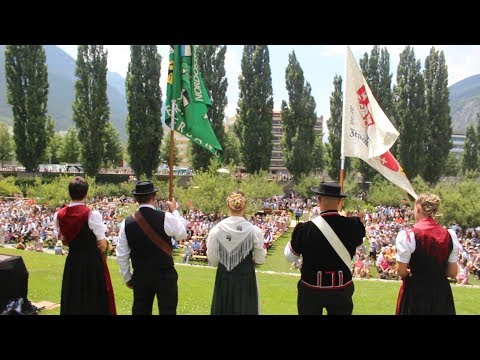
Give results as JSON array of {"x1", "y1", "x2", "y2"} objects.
[
  {"x1": 169, "y1": 99, "x2": 176, "y2": 201},
  {"x1": 339, "y1": 157, "x2": 345, "y2": 211},
  {"x1": 338, "y1": 46, "x2": 349, "y2": 213}
]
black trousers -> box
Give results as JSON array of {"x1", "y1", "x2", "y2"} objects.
[
  {"x1": 297, "y1": 281, "x2": 354, "y2": 315},
  {"x1": 132, "y1": 267, "x2": 178, "y2": 315}
]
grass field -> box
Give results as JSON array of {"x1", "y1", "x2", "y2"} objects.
[{"x1": 1, "y1": 229, "x2": 479, "y2": 315}]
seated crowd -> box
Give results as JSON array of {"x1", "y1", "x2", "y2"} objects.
[{"x1": 1, "y1": 196, "x2": 479, "y2": 285}]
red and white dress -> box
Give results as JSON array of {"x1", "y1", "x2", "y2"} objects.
[{"x1": 395, "y1": 218, "x2": 460, "y2": 315}]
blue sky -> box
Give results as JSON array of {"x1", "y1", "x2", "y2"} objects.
[{"x1": 58, "y1": 45, "x2": 480, "y2": 121}]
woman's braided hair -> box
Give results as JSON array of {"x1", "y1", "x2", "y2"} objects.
[
  {"x1": 227, "y1": 190, "x2": 246, "y2": 212},
  {"x1": 416, "y1": 193, "x2": 440, "y2": 218}
]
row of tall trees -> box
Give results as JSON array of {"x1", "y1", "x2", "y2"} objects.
[
  {"x1": 4, "y1": 45, "x2": 123, "y2": 176},
  {"x1": 2, "y1": 45, "x2": 315, "y2": 179},
  {"x1": 3, "y1": 45, "x2": 230, "y2": 178},
  {"x1": 326, "y1": 45, "x2": 452, "y2": 185},
  {"x1": 2, "y1": 45, "x2": 458, "y2": 184}
]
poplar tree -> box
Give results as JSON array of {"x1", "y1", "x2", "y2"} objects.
[
  {"x1": 393, "y1": 46, "x2": 425, "y2": 179},
  {"x1": 326, "y1": 75, "x2": 347, "y2": 181},
  {"x1": 5, "y1": 45, "x2": 50, "y2": 171},
  {"x1": 44, "y1": 132, "x2": 63, "y2": 164},
  {"x1": 160, "y1": 135, "x2": 180, "y2": 166},
  {"x1": 235, "y1": 45, "x2": 274, "y2": 173},
  {"x1": 126, "y1": 45, "x2": 162, "y2": 179},
  {"x1": 378, "y1": 47, "x2": 394, "y2": 121},
  {"x1": 193, "y1": 45, "x2": 228, "y2": 170},
  {"x1": 0, "y1": 122, "x2": 14, "y2": 167},
  {"x1": 61, "y1": 128, "x2": 81, "y2": 163},
  {"x1": 103, "y1": 122, "x2": 123, "y2": 168},
  {"x1": 312, "y1": 135, "x2": 325, "y2": 174},
  {"x1": 72, "y1": 45, "x2": 110, "y2": 177},
  {"x1": 423, "y1": 47, "x2": 452, "y2": 184},
  {"x1": 222, "y1": 131, "x2": 241, "y2": 166},
  {"x1": 281, "y1": 51, "x2": 317, "y2": 179},
  {"x1": 462, "y1": 124, "x2": 478, "y2": 173}
]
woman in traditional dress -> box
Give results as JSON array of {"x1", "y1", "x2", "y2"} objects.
[
  {"x1": 395, "y1": 193, "x2": 460, "y2": 315},
  {"x1": 206, "y1": 191, "x2": 266, "y2": 315},
  {"x1": 54, "y1": 176, "x2": 116, "y2": 315}
]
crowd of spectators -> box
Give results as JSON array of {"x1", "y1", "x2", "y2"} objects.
[{"x1": 1, "y1": 194, "x2": 479, "y2": 285}]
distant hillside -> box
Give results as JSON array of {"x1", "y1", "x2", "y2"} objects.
[
  {"x1": 0, "y1": 45, "x2": 128, "y2": 141},
  {"x1": 449, "y1": 74, "x2": 480, "y2": 134}
]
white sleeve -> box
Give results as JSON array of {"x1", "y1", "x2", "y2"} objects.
[
  {"x1": 206, "y1": 226, "x2": 219, "y2": 267},
  {"x1": 448, "y1": 229, "x2": 461, "y2": 263},
  {"x1": 395, "y1": 229, "x2": 416, "y2": 263},
  {"x1": 164, "y1": 210, "x2": 187, "y2": 241},
  {"x1": 252, "y1": 227, "x2": 266, "y2": 265},
  {"x1": 115, "y1": 220, "x2": 132, "y2": 283},
  {"x1": 375, "y1": 253, "x2": 383, "y2": 266},
  {"x1": 53, "y1": 212, "x2": 59, "y2": 239},
  {"x1": 284, "y1": 241, "x2": 300, "y2": 263},
  {"x1": 88, "y1": 210, "x2": 108, "y2": 241}
]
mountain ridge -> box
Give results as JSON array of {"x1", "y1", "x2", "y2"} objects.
[{"x1": 449, "y1": 74, "x2": 480, "y2": 134}]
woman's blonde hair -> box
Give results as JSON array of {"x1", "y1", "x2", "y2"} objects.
[
  {"x1": 227, "y1": 190, "x2": 246, "y2": 212},
  {"x1": 416, "y1": 193, "x2": 440, "y2": 217}
]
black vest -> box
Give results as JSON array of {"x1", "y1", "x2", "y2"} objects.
[{"x1": 125, "y1": 207, "x2": 173, "y2": 272}]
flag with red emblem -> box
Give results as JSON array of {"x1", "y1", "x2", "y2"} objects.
[
  {"x1": 341, "y1": 46, "x2": 417, "y2": 199},
  {"x1": 364, "y1": 151, "x2": 417, "y2": 199}
]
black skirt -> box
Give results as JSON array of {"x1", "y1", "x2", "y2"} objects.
[
  {"x1": 60, "y1": 250, "x2": 110, "y2": 315},
  {"x1": 211, "y1": 256, "x2": 259, "y2": 315},
  {"x1": 396, "y1": 275, "x2": 455, "y2": 315}
]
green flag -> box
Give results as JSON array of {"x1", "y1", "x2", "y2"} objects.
[{"x1": 165, "y1": 45, "x2": 223, "y2": 158}]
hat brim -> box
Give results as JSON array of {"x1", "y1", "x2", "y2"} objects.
[
  {"x1": 311, "y1": 188, "x2": 347, "y2": 198},
  {"x1": 131, "y1": 188, "x2": 159, "y2": 195}
]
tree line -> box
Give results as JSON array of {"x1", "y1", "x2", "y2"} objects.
[{"x1": 0, "y1": 45, "x2": 476, "y2": 186}]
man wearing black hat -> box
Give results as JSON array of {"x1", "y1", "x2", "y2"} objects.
[
  {"x1": 115, "y1": 180, "x2": 187, "y2": 315},
  {"x1": 284, "y1": 182, "x2": 365, "y2": 315}
]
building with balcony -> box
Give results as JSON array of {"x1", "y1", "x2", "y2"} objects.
[{"x1": 451, "y1": 133, "x2": 466, "y2": 156}]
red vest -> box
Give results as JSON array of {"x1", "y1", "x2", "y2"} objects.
[{"x1": 57, "y1": 204, "x2": 90, "y2": 245}]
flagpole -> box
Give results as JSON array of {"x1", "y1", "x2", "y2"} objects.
[
  {"x1": 169, "y1": 99, "x2": 175, "y2": 201},
  {"x1": 339, "y1": 46, "x2": 349, "y2": 210}
]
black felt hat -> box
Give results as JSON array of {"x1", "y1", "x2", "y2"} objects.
[
  {"x1": 131, "y1": 180, "x2": 159, "y2": 195},
  {"x1": 311, "y1": 182, "x2": 347, "y2": 198}
]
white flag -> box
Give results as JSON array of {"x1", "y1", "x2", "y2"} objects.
[
  {"x1": 341, "y1": 46, "x2": 399, "y2": 159},
  {"x1": 341, "y1": 46, "x2": 417, "y2": 199},
  {"x1": 364, "y1": 151, "x2": 417, "y2": 199}
]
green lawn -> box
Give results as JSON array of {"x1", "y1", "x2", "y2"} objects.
[{"x1": 1, "y1": 232, "x2": 479, "y2": 315}]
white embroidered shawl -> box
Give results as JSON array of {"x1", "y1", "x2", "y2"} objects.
[{"x1": 207, "y1": 216, "x2": 256, "y2": 272}]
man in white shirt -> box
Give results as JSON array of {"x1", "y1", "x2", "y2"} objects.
[{"x1": 116, "y1": 180, "x2": 187, "y2": 315}]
